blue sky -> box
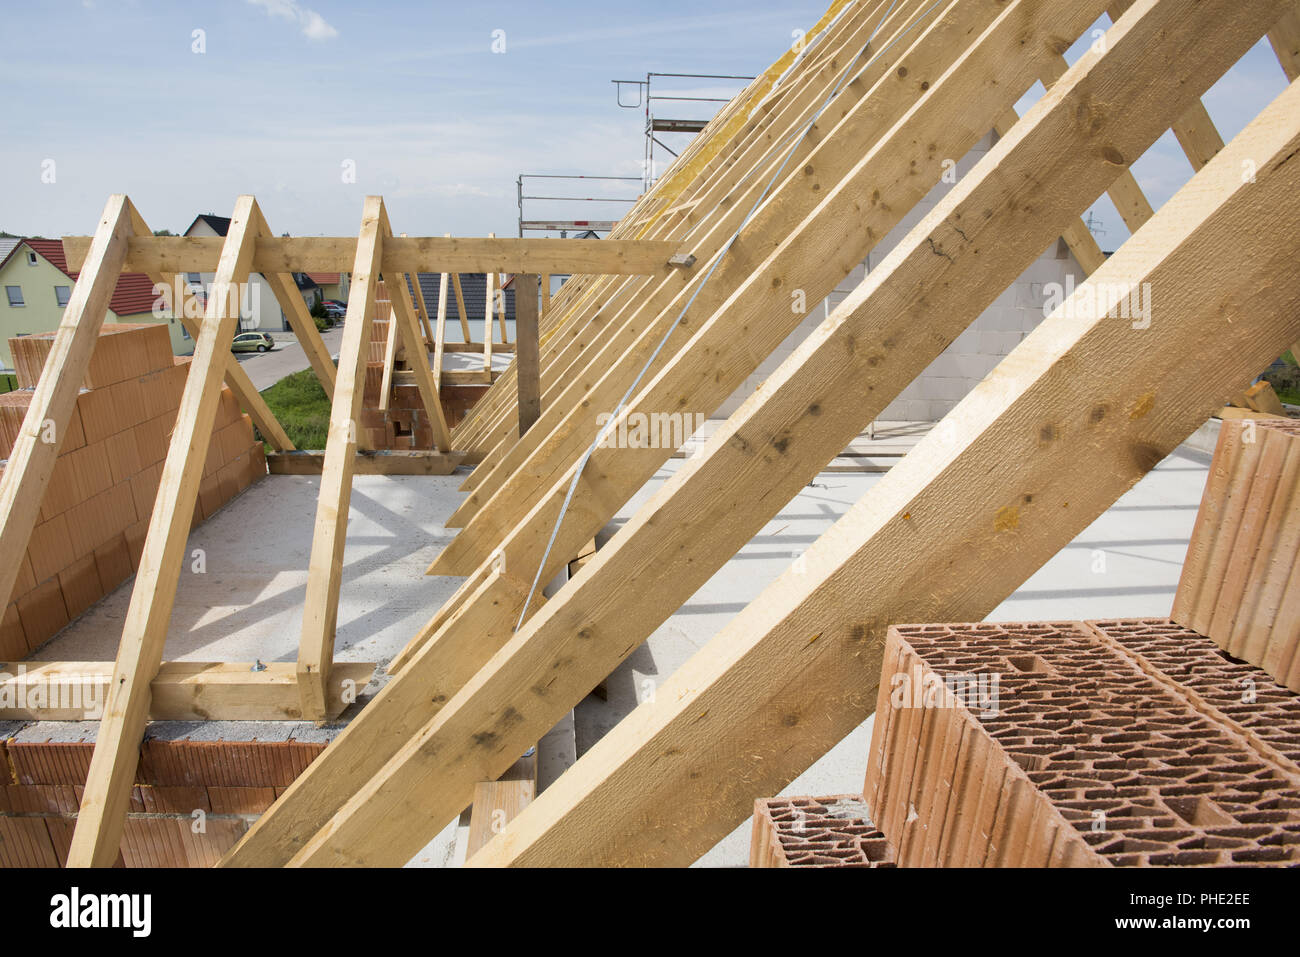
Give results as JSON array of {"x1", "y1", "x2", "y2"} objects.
[{"x1": 0, "y1": 1, "x2": 1291, "y2": 246}]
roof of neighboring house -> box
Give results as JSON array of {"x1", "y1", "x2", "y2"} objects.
[
  {"x1": 410, "y1": 273, "x2": 515, "y2": 326},
  {"x1": 307, "y1": 272, "x2": 340, "y2": 286},
  {"x1": 186, "y1": 214, "x2": 232, "y2": 236},
  {"x1": 294, "y1": 273, "x2": 319, "y2": 291},
  {"x1": 21, "y1": 239, "x2": 159, "y2": 317},
  {"x1": 0, "y1": 238, "x2": 19, "y2": 266}
]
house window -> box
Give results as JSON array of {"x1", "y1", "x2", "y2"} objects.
[
  {"x1": 55, "y1": 285, "x2": 71, "y2": 307},
  {"x1": 5, "y1": 286, "x2": 24, "y2": 307},
  {"x1": 26, "y1": 251, "x2": 37, "y2": 266}
]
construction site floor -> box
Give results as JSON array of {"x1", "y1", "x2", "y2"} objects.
[{"x1": 1, "y1": 426, "x2": 1214, "y2": 866}]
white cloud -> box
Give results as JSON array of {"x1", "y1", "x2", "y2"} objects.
[{"x1": 247, "y1": 0, "x2": 338, "y2": 41}]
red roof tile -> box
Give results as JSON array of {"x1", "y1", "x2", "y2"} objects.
[
  {"x1": 306, "y1": 272, "x2": 340, "y2": 286},
  {"x1": 24, "y1": 239, "x2": 159, "y2": 317}
]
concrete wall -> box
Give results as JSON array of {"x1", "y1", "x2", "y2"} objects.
[{"x1": 716, "y1": 132, "x2": 1088, "y2": 423}]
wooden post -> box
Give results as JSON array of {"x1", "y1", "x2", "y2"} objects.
[
  {"x1": 483, "y1": 234, "x2": 496, "y2": 372},
  {"x1": 515, "y1": 273, "x2": 541, "y2": 436},
  {"x1": 433, "y1": 271, "x2": 449, "y2": 387},
  {"x1": 296, "y1": 196, "x2": 385, "y2": 720}
]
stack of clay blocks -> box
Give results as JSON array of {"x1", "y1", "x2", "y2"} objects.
[
  {"x1": 359, "y1": 283, "x2": 441, "y2": 449},
  {"x1": 1173, "y1": 418, "x2": 1300, "y2": 692},
  {"x1": 0, "y1": 325, "x2": 265, "y2": 659},
  {"x1": 0, "y1": 737, "x2": 327, "y2": 866},
  {"x1": 864, "y1": 620, "x2": 1300, "y2": 867},
  {"x1": 750, "y1": 795, "x2": 896, "y2": 867}
]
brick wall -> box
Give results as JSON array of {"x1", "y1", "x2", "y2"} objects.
[{"x1": 0, "y1": 325, "x2": 266, "y2": 659}]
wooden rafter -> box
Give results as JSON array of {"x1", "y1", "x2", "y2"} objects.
[
  {"x1": 450, "y1": 0, "x2": 890, "y2": 467},
  {"x1": 223, "y1": 0, "x2": 1112, "y2": 866},
  {"x1": 68, "y1": 196, "x2": 263, "y2": 867},
  {"x1": 0, "y1": 195, "x2": 133, "y2": 618},
  {"x1": 443, "y1": 0, "x2": 969, "y2": 527},
  {"x1": 435, "y1": 0, "x2": 1114, "y2": 573},
  {"x1": 472, "y1": 73, "x2": 1300, "y2": 866},
  {"x1": 295, "y1": 17, "x2": 1300, "y2": 865},
  {"x1": 514, "y1": 274, "x2": 541, "y2": 436},
  {"x1": 221, "y1": 0, "x2": 1299, "y2": 869}
]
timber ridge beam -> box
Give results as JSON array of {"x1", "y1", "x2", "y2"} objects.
[{"x1": 59, "y1": 236, "x2": 692, "y2": 277}]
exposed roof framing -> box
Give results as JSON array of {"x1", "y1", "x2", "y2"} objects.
[{"x1": 8, "y1": 0, "x2": 1297, "y2": 867}]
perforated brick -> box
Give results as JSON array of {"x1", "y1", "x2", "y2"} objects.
[
  {"x1": 865, "y1": 621, "x2": 1300, "y2": 867},
  {"x1": 1173, "y1": 418, "x2": 1300, "y2": 692},
  {"x1": 750, "y1": 795, "x2": 896, "y2": 867}
]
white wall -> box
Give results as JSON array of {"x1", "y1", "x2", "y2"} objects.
[
  {"x1": 715, "y1": 132, "x2": 1088, "y2": 422},
  {"x1": 184, "y1": 219, "x2": 286, "y2": 332}
]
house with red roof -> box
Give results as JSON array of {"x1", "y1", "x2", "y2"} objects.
[{"x1": 0, "y1": 237, "x2": 189, "y2": 371}]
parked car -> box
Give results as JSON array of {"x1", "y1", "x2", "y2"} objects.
[
  {"x1": 323, "y1": 302, "x2": 346, "y2": 320},
  {"x1": 231, "y1": 331, "x2": 276, "y2": 353}
]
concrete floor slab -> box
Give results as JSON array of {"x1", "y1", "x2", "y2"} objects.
[{"x1": 6, "y1": 427, "x2": 1212, "y2": 866}]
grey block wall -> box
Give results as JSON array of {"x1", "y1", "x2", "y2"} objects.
[{"x1": 715, "y1": 132, "x2": 1089, "y2": 423}]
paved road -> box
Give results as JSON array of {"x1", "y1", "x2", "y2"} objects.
[{"x1": 231, "y1": 327, "x2": 346, "y2": 391}]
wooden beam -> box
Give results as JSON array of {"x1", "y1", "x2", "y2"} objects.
[
  {"x1": 465, "y1": 749, "x2": 537, "y2": 860},
  {"x1": 432, "y1": 271, "x2": 449, "y2": 386},
  {"x1": 266, "y1": 449, "x2": 464, "y2": 475},
  {"x1": 472, "y1": 77, "x2": 1300, "y2": 866},
  {"x1": 380, "y1": 212, "x2": 454, "y2": 452},
  {"x1": 232, "y1": 0, "x2": 1291, "y2": 868},
  {"x1": 450, "y1": 269, "x2": 473, "y2": 344},
  {"x1": 404, "y1": 237, "x2": 437, "y2": 347},
  {"x1": 219, "y1": 0, "x2": 1109, "y2": 867},
  {"x1": 309, "y1": 64, "x2": 1300, "y2": 867},
  {"x1": 0, "y1": 661, "x2": 376, "y2": 722},
  {"x1": 497, "y1": 273, "x2": 509, "y2": 345},
  {"x1": 1268, "y1": 5, "x2": 1300, "y2": 78},
  {"x1": 378, "y1": 284, "x2": 398, "y2": 414},
  {"x1": 483, "y1": 252, "x2": 494, "y2": 373},
  {"x1": 541, "y1": 274, "x2": 551, "y2": 320},
  {"x1": 515, "y1": 274, "x2": 541, "y2": 436},
  {"x1": 60, "y1": 236, "x2": 688, "y2": 277},
  {"x1": 441, "y1": 342, "x2": 516, "y2": 354},
  {"x1": 442, "y1": 0, "x2": 1000, "y2": 527},
  {"x1": 67, "y1": 196, "x2": 262, "y2": 867},
  {"x1": 449, "y1": 2, "x2": 893, "y2": 464},
  {"x1": 0, "y1": 196, "x2": 132, "y2": 616},
  {"x1": 296, "y1": 196, "x2": 385, "y2": 721},
  {"x1": 434, "y1": 0, "x2": 1115, "y2": 572}
]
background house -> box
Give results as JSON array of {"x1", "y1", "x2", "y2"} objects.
[
  {"x1": 183, "y1": 213, "x2": 288, "y2": 333},
  {"x1": 307, "y1": 272, "x2": 349, "y2": 303},
  {"x1": 0, "y1": 237, "x2": 187, "y2": 374}
]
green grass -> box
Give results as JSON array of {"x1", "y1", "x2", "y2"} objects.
[{"x1": 259, "y1": 368, "x2": 331, "y2": 451}]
